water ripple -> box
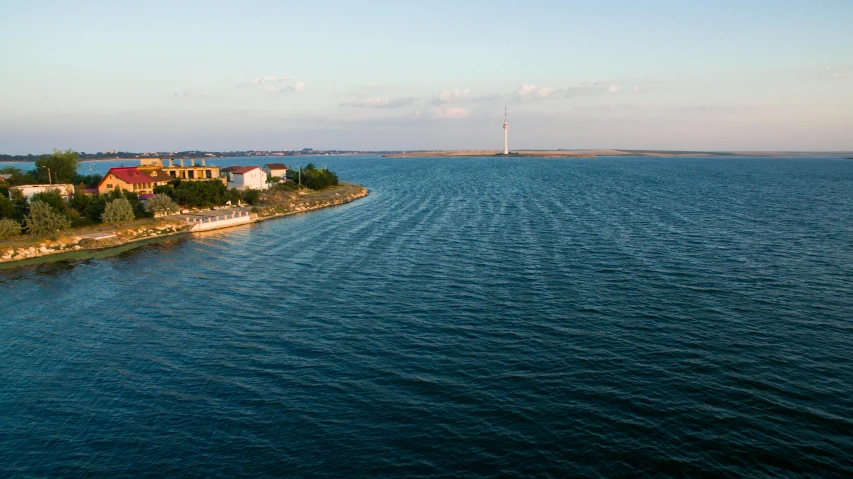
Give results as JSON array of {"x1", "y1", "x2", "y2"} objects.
[{"x1": 2, "y1": 156, "x2": 853, "y2": 477}]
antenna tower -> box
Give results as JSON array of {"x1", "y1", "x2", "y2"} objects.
[{"x1": 503, "y1": 106, "x2": 509, "y2": 155}]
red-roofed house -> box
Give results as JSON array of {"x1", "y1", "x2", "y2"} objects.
[
  {"x1": 96, "y1": 167, "x2": 172, "y2": 195},
  {"x1": 225, "y1": 166, "x2": 268, "y2": 190}
]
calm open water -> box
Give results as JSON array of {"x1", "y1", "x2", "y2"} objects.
[{"x1": 2, "y1": 156, "x2": 852, "y2": 477}]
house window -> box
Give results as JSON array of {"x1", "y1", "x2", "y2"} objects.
[
  {"x1": 188, "y1": 170, "x2": 195, "y2": 179},
  {"x1": 206, "y1": 170, "x2": 212, "y2": 178},
  {"x1": 169, "y1": 171, "x2": 176, "y2": 178},
  {"x1": 106, "y1": 184, "x2": 113, "y2": 189}
]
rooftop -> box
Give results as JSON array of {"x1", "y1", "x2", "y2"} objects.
[
  {"x1": 106, "y1": 167, "x2": 169, "y2": 184},
  {"x1": 227, "y1": 166, "x2": 262, "y2": 174}
]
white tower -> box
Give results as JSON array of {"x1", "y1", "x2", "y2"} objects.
[{"x1": 503, "y1": 106, "x2": 509, "y2": 155}]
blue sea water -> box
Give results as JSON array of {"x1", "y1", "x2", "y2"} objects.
[{"x1": 1, "y1": 156, "x2": 852, "y2": 477}]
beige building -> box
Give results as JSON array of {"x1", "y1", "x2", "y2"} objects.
[
  {"x1": 263, "y1": 163, "x2": 288, "y2": 179},
  {"x1": 140, "y1": 158, "x2": 226, "y2": 185},
  {"x1": 96, "y1": 168, "x2": 171, "y2": 195}
]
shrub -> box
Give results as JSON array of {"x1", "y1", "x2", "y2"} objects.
[
  {"x1": 86, "y1": 197, "x2": 107, "y2": 222},
  {"x1": 172, "y1": 180, "x2": 228, "y2": 208},
  {"x1": 69, "y1": 190, "x2": 107, "y2": 222},
  {"x1": 102, "y1": 197, "x2": 135, "y2": 224},
  {"x1": 300, "y1": 164, "x2": 339, "y2": 190},
  {"x1": 145, "y1": 194, "x2": 179, "y2": 217},
  {"x1": 153, "y1": 183, "x2": 175, "y2": 196},
  {"x1": 0, "y1": 218, "x2": 21, "y2": 239},
  {"x1": 241, "y1": 189, "x2": 261, "y2": 206},
  {"x1": 271, "y1": 181, "x2": 299, "y2": 192},
  {"x1": 31, "y1": 189, "x2": 67, "y2": 214},
  {"x1": 22, "y1": 200, "x2": 70, "y2": 238},
  {"x1": 0, "y1": 195, "x2": 16, "y2": 220}
]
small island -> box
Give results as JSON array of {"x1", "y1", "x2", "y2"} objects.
[{"x1": 0, "y1": 150, "x2": 368, "y2": 267}]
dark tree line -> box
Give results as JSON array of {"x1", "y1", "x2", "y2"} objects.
[
  {"x1": 1, "y1": 149, "x2": 102, "y2": 188},
  {"x1": 153, "y1": 180, "x2": 257, "y2": 208},
  {"x1": 272, "y1": 163, "x2": 339, "y2": 191}
]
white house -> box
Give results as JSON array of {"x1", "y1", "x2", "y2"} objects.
[
  {"x1": 226, "y1": 166, "x2": 268, "y2": 191},
  {"x1": 8, "y1": 184, "x2": 75, "y2": 201},
  {"x1": 263, "y1": 163, "x2": 288, "y2": 180}
]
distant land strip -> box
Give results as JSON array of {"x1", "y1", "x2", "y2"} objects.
[
  {"x1": 383, "y1": 149, "x2": 853, "y2": 158},
  {"x1": 3, "y1": 150, "x2": 853, "y2": 162}
]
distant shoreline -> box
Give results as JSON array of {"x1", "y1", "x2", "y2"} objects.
[
  {"x1": 383, "y1": 149, "x2": 853, "y2": 158},
  {"x1": 3, "y1": 150, "x2": 853, "y2": 163}
]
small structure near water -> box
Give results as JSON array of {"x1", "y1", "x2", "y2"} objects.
[
  {"x1": 183, "y1": 210, "x2": 257, "y2": 232},
  {"x1": 8, "y1": 184, "x2": 75, "y2": 200}
]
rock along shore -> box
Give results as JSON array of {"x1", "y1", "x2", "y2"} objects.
[{"x1": 0, "y1": 184, "x2": 368, "y2": 268}]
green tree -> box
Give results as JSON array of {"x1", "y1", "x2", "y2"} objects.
[
  {"x1": 8, "y1": 189, "x2": 28, "y2": 221},
  {"x1": 87, "y1": 196, "x2": 108, "y2": 222},
  {"x1": 241, "y1": 189, "x2": 261, "y2": 205},
  {"x1": 226, "y1": 188, "x2": 242, "y2": 205},
  {"x1": 34, "y1": 149, "x2": 80, "y2": 184},
  {"x1": 69, "y1": 190, "x2": 92, "y2": 216},
  {"x1": 22, "y1": 200, "x2": 70, "y2": 238},
  {"x1": 121, "y1": 190, "x2": 146, "y2": 218},
  {"x1": 30, "y1": 189, "x2": 67, "y2": 214},
  {"x1": 3, "y1": 168, "x2": 39, "y2": 186},
  {"x1": 0, "y1": 166, "x2": 24, "y2": 176},
  {"x1": 300, "y1": 164, "x2": 339, "y2": 190},
  {"x1": 153, "y1": 183, "x2": 175, "y2": 196},
  {"x1": 102, "y1": 197, "x2": 135, "y2": 224},
  {"x1": 145, "y1": 194, "x2": 179, "y2": 216},
  {"x1": 72, "y1": 173, "x2": 103, "y2": 188},
  {"x1": 0, "y1": 218, "x2": 21, "y2": 239},
  {"x1": 172, "y1": 180, "x2": 229, "y2": 208},
  {"x1": 0, "y1": 195, "x2": 16, "y2": 220}
]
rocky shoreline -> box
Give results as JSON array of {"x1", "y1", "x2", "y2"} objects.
[
  {"x1": 0, "y1": 184, "x2": 368, "y2": 268},
  {"x1": 253, "y1": 184, "x2": 368, "y2": 221}
]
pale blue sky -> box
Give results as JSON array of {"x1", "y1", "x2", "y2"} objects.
[{"x1": 1, "y1": 0, "x2": 851, "y2": 153}]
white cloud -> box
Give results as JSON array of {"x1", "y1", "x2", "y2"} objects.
[
  {"x1": 517, "y1": 84, "x2": 555, "y2": 98},
  {"x1": 430, "y1": 88, "x2": 500, "y2": 104},
  {"x1": 264, "y1": 82, "x2": 306, "y2": 94},
  {"x1": 437, "y1": 88, "x2": 471, "y2": 103},
  {"x1": 340, "y1": 97, "x2": 416, "y2": 108},
  {"x1": 536, "y1": 87, "x2": 553, "y2": 98},
  {"x1": 831, "y1": 72, "x2": 848, "y2": 79},
  {"x1": 175, "y1": 89, "x2": 210, "y2": 99},
  {"x1": 563, "y1": 82, "x2": 622, "y2": 97},
  {"x1": 428, "y1": 106, "x2": 469, "y2": 119},
  {"x1": 251, "y1": 75, "x2": 296, "y2": 84},
  {"x1": 471, "y1": 93, "x2": 502, "y2": 103},
  {"x1": 518, "y1": 84, "x2": 539, "y2": 96}
]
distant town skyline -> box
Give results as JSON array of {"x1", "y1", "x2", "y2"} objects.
[{"x1": 1, "y1": 0, "x2": 852, "y2": 154}]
